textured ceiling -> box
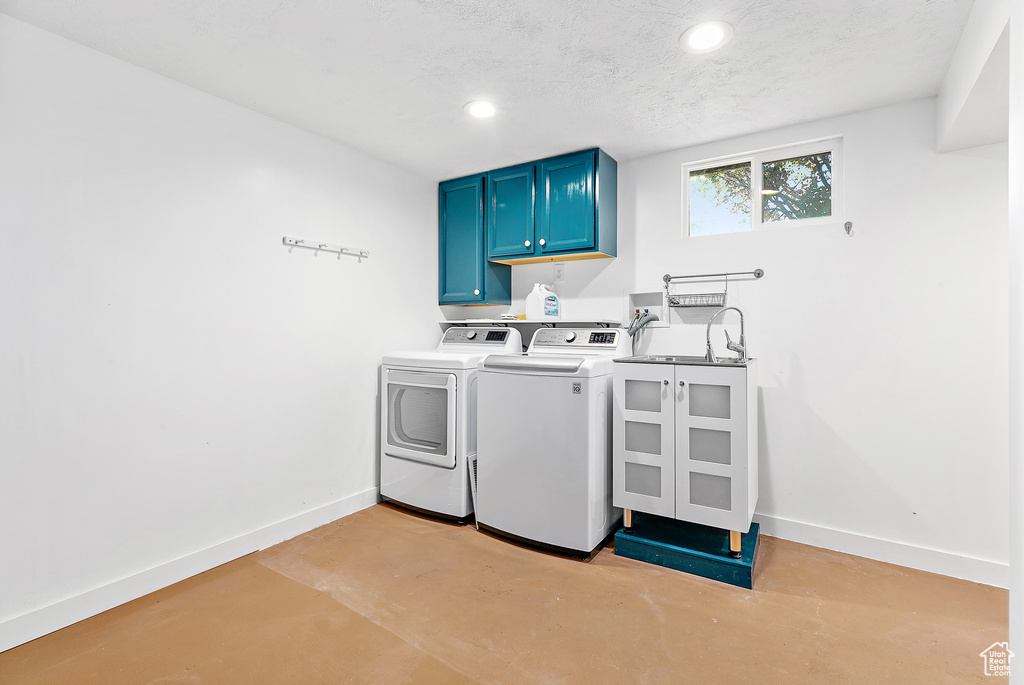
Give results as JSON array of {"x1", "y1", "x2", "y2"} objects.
[{"x1": 0, "y1": 0, "x2": 974, "y2": 181}]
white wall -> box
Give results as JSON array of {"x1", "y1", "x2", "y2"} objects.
[
  {"x1": 509, "y1": 100, "x2": 1010, "y2": 585},
  {"x1": 1005, "y1": 3, "x2": 1023, "y2": 680},
  {"x1": 0, "y1": 14, "x2": 440, "y2": 651}
]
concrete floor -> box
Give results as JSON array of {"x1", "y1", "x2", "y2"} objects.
[{"x1": 0, "y1": 503, "x2": 1008, "y2": 684}]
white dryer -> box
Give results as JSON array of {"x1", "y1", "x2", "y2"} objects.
[
  {"x1": 476, "y1": 328, "x2": 631, "y2": 555},
  {"x1": 380, "y1": 326, "x2": 522, "y2": 521}
]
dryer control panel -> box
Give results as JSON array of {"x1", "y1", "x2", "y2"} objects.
[{"x1": 441, "y1": 327, "x2": 515, "y2": 345}]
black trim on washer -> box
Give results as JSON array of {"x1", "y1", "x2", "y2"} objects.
[
  {"x1": 381, "y1": 497, "x2": 472, "y2": 525},
  {"x1": 476, "y1": 522, "x2": 599, "y2": 560}
]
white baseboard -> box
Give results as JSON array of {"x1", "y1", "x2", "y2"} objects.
[
  {"x1": 753, "y1": 513, "x2": 1009, "y2": 589},
  {"x1": 0, "y1": 487, "x2": 380, "y2": 654}
]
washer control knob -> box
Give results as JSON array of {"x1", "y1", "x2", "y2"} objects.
[
  {"x1": 565, "y1": 331, "x2": 577, "y2": 342},
  {"x1": 466, "y1": 330, "x2": 477, "y2": 340}
]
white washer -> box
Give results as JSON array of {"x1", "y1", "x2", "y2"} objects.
[
  {"x1": 476, "y1": 328, "x2": 631, "y2": 555},
  {"x1": 380, "y1": 326, "x2": 522, "y2": 521}
]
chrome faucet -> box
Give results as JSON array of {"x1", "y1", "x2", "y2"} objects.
[{"x1": 705, "y1": 307, "x2": 746, "y2": 362}]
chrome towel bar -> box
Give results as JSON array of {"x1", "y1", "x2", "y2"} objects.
[{"x1": 663, "y1": 269, "x2": 763, "y2": 285}]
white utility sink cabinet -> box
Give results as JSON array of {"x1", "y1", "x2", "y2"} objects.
[{"x1": 612, "y1": 359, "x2": 758, "y2": 537}]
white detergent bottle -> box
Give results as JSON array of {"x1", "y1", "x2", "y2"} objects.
[
  {"x1": 540, "y1": 284, "x2": 560, "y2": 320},
  {"x1": 525, "y1": 283, "x2": 545, "y2": 320}
]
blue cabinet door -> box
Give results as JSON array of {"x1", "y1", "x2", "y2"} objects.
[
  {"x1": 487, "y1": 162, "x2": 536, "y2": 260},
  {"x1": 438, "y1": 174, "x2": 511, "y2": 305},
  {"x1": 537, "y1": 150, "x2": 596, "y2": 254},
  {"x1": 439, "y1": 175, "x2": 485, "y2": 304}
]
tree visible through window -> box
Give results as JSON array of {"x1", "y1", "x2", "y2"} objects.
[
  {"x1": 689, "y1": 162, "x2": 751, "y2": 236},
  {"x1": 684, "y1": 140, "x2": 840, "y2": 236},
  {"x1": 762, "y1": 153, "x2": 832, "y2": 222}
]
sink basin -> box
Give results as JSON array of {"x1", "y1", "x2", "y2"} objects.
[{"x1": 615, "y1": 354, "x2": 748, "y2": 366}]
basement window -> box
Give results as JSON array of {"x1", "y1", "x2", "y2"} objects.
[{"x1": 683, "y1": 137, "x2": 842, "y2": 236}]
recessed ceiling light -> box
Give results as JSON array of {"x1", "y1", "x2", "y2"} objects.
[
  {"x1": 680, "y1": 21, "x2": 734, "y2": 54},
  {"x1": 464, "y1": 101, "x2": 498, "y2": 118}
]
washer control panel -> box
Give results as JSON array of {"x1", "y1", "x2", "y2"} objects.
[{"x1": 531, "y1": 328, "x2": 621, "y2": 348}]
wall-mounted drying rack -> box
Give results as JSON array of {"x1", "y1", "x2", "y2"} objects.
[
  {"x1": 283, "y1": 236, "x2": 369, "y2": 261},
  {"x1": 663, "y1": 269, "x2": 764, "y2": 308}
]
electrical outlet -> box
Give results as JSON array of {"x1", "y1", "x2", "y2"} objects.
[{"x1": 553, "y1": 263, "x2": 566, "y2": 283}]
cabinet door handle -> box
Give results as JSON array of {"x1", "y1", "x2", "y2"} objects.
[
  {"x1": 539, "y1": 238, "x2": 546, "y2": 246},
  {"x1": 473, "y1": 289, "x2": 480, "y2": 295},
  {"x1": 663, "y1": 380, "x2": 669, "y2": 386},
  {"x1": 679, "y1": 381, "x2": 685, "y2": 387},
  {"x1": 524, "y1": 240, "x2": 531, "y2": 247}
]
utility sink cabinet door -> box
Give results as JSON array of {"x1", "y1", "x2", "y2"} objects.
[
  {"x1": 613, "y1": 363, "x2": 676, "y2": 518},
  {"x1": 675, "y1": 364, "x2": 750, "y2": 532}
]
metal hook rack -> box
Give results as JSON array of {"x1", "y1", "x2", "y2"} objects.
[
  {"x1": 663, "y1": 269, "x2": 764, "y2": 308},
  {"x1": 283, "y1": 236, "x2": 369, "y2": 261}
]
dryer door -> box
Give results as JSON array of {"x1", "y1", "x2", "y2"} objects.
[{"x1": 383, "y1": 368, "x2": 457, "y2": 468}]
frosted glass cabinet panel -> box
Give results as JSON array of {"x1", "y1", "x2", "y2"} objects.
[
  {"x1": 689, "y1": 472, "x2": 732, "y2": 510},
  {"x1": 624, "y1": 420, "x2": 662, "y2": 455},
  {"x1": 624, "y1": 462, "x2": 662, "y2": 499},
  {"x1": 689, "y1": 427, "x2": 731, "y2": 465},
  {"x1": 613, "y1": 359, "x2": 758, "y2": 534},
  {"x1": 689, "y1": 383, "x2": 731, "y2": 419},
  {"x1": 625, "y1": 379, "x2": 663, "y2": 413}
]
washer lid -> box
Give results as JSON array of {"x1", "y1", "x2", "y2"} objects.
[
  {"x1": 382, "y1": 350, "x2": 514, "y2": 370},
  {"x1": 479, "y1": 354, "x2": 614, "y2": 377},
  {"x1": 481, "y1": 355, "x2": 584, "y2": 374}
]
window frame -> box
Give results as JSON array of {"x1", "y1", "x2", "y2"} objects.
[{"x1": 681, "y1": 136, "x2": 844, "y2": 237}]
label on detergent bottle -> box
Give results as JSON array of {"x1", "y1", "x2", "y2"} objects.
[{"x1": 544, "y1": 295, "x2": 559, "y2": 317}]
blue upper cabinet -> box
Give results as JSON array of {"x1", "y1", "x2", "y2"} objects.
[
  {"x1": 439, "y1": 149, "x2": 615, "y2": 305},
  {"x1": 486, "y1": 162, "x2": 536, "y2": 260},
  {"x1": 538, "y1": 150, "x2": 595, "y2": 253},
  {"x1": 491, "y1": 148, "x2": 616, "y2": 265},
  {"x1": 438, "y1": 174, "x2": 511, "y2": 305}
]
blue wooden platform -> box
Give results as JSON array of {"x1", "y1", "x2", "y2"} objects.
[{"x1": 614, "y1": 513, "x2": 760, "y2": 589}]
